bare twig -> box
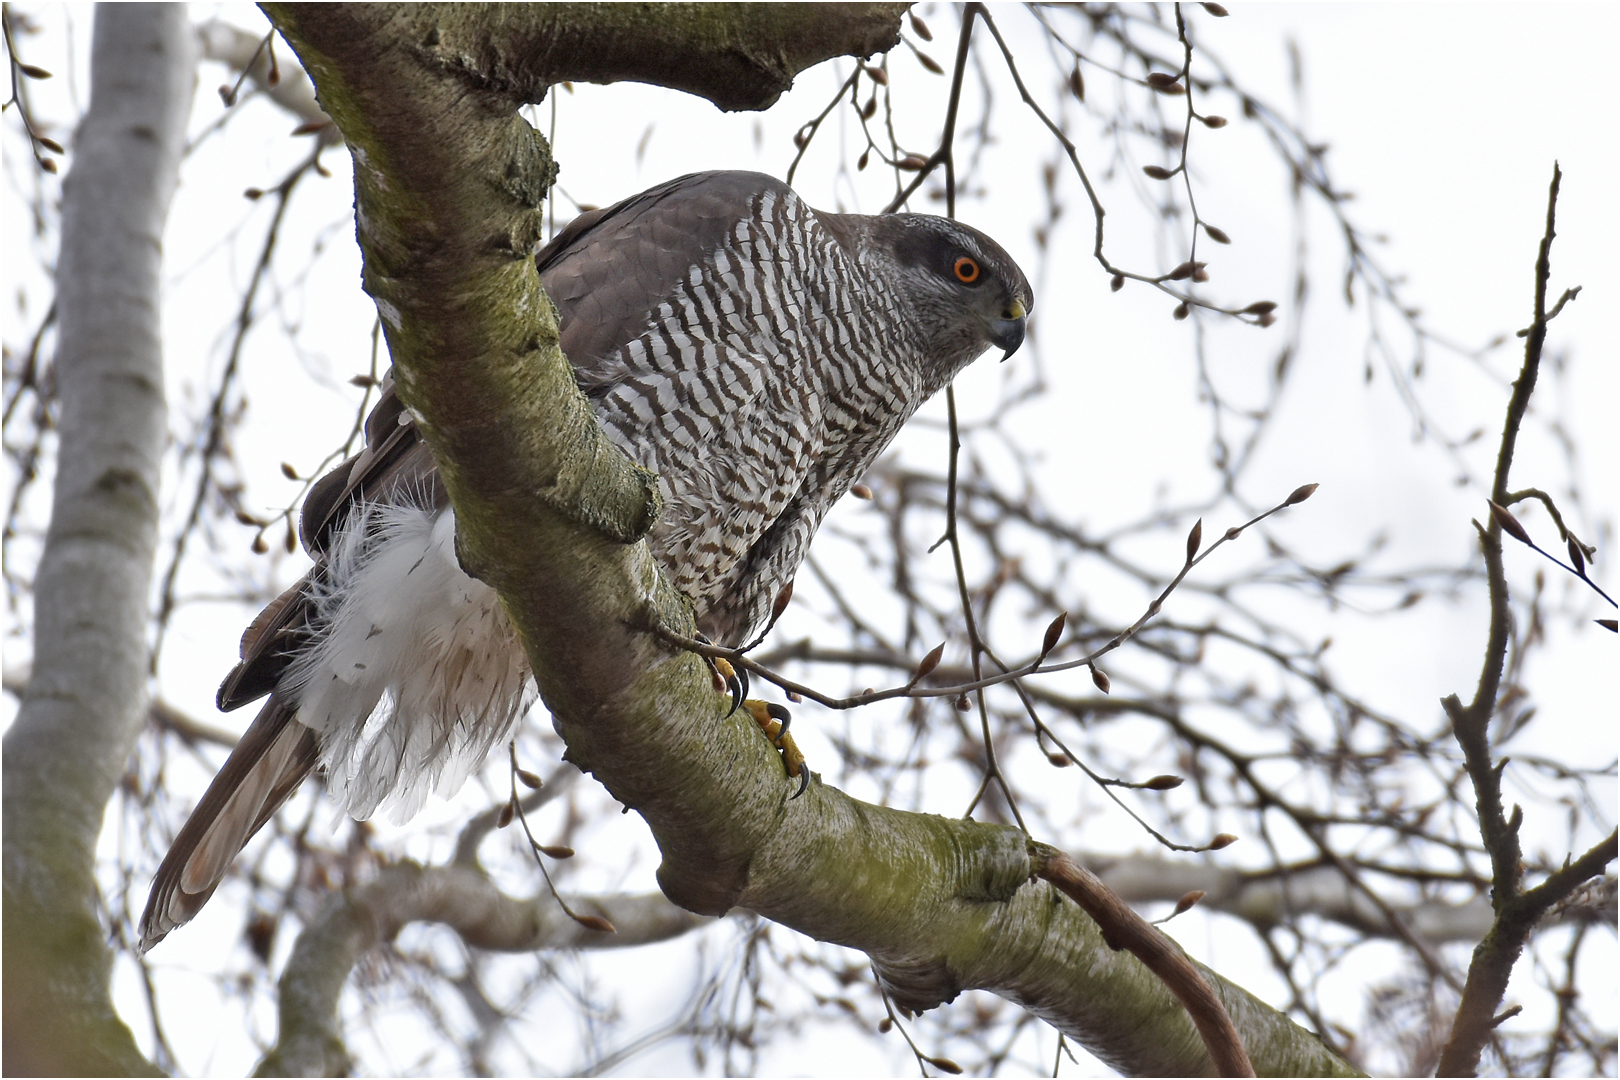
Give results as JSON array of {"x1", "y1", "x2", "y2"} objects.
[
  {"x1": 1031, "y1": 844, "x2": 1255, "y2": 1077},
  {"x1": 1437, "y1": 163, "x2": 1617, "y2": 1077}
]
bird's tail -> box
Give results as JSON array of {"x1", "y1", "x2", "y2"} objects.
[{"x1": 139, "y1": 695, "x2": 318, "y2": 952}]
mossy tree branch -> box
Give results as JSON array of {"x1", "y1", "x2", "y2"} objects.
[{"x1": 259, "y1": 5, "x2": 1352, "y2": 1075}]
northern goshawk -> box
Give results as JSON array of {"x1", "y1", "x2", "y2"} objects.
[{"x1": 141, "y1": 170, "x2": 1031, "y2": 949}]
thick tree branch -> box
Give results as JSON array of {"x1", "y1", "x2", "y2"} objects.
[
  {"x1": 1, "y1": 6, "x2": 194, "y2": 1074},
  {"x1": 260, "y1": 6, "x2": 1352, "y2": 1075},
  {"x1": 261, "y1": 868, "x2": 708, "y2": 1077},
  {"x1": 267, "y1": 3, "x2": 904, "y2": 116}
]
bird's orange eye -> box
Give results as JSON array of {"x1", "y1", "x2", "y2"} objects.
[{"x1": 953, "y1": 256, "x2": 981, "y2": 284}]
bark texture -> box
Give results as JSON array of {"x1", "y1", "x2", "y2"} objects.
[{"x1": 1, "y1": 5, "x2": 194, "y2": 1074}]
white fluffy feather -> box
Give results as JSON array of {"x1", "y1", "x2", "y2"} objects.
[{"x1": 287, "y1": 501, "x2": 534, "y2": 822}]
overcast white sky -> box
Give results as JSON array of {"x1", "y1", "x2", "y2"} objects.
[{"x1": 3, "y1": 3, "x2": 1615, "y2": 1076}]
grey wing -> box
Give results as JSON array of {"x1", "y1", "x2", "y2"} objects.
[{"x1": 539, "y1": 171, "x2": 795, "y2": 390}]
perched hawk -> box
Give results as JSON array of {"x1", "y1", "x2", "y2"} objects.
[{"x1": 141, "y1": 171, "x2": 1031, "y2": 949}]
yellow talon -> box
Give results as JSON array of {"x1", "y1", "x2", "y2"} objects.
[
  {"x1": 741, "y1": 699, "x2": 809, "y2": 798},
  {"x1": 707, "y1": 653, "x2": 806, "y2": 796}
]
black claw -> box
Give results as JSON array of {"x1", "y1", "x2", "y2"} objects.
[
  {"x1": 765, "y1": 701, "x2": 791, "y2": 738},
  {"x1": 734, "y1": 663, "x2": 749, "y2": 705},
  {"x1": 791, "y1": 767, "x2": 810, "y2": 800}
]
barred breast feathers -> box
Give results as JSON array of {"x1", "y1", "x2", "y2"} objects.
[{"x1": 573, "y1": 182, "x2": 929, "y2": 644}]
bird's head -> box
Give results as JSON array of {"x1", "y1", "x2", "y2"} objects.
[{"x1": 876, "y1": 214, "x2": 1032, "y2": 387}]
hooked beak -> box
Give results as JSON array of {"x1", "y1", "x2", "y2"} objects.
[{"x1": 990, "y1": 297, "x2": 1029, "y2": 361}]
